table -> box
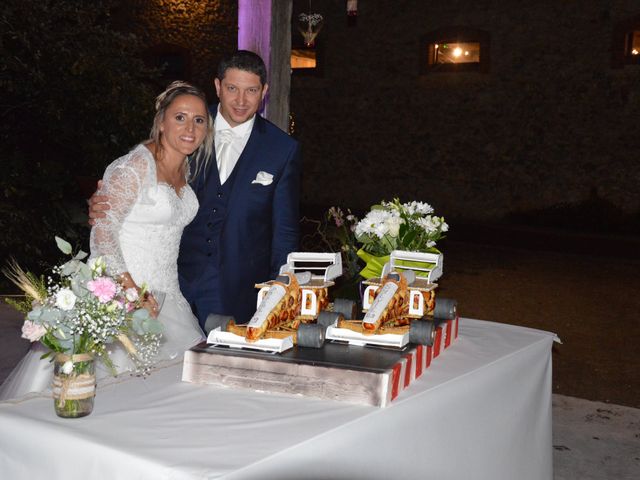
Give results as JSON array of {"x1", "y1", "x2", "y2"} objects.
[{"x1": 0, "y1": 318, "x2": 556, "y2": 480}]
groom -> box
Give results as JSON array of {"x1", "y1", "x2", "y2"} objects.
[
  {"x1": 91, "y1": 50, "x2": 301, "y2": 327},
  {"x1": 181, "y1": 50, "x2": 301, "y2": 327}
]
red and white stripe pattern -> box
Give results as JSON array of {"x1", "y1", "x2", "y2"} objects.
[{"x1": 384, "y1": 315, "x2": 459, "y2": 405}]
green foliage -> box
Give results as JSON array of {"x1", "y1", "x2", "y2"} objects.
[
  {"x1": 5, "y1": 296, "x2": 32, "y2": 315},
  {"x1": 299, "y1": 208, "x2": 363, "y2": 301},
  {"x1": 0, "y1": 0, "x2": 160, "y2": 283},
  {"x1": 55, "y1": 237, "x2": 73, "y2": 256}
]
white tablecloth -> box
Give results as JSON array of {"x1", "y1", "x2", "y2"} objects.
[{"x1": 0, "y1": 318, "x2": 556, "y2": 480}]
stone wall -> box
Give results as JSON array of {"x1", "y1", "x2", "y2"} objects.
[
  {"x1": 290, "y1": 0, "x2": 640, "y2": 227},
  {"x1": 127, "y1": 0, "x2": 238, "y2": 101},
  {"x1": 130, "y1": 0, "x2": 640, "y2": 228}
]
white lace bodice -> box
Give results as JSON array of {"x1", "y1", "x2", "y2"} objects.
[
  {"x1": 90, "y1": 144, "x2": 198, "y2": 295},
  {"x1": 0, "y1": 151, "x2": 202, "y2": 401}
]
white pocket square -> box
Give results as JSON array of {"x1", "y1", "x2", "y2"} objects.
[{"x1": 251, "y1": 171, "x2": 273, "y2": 186}]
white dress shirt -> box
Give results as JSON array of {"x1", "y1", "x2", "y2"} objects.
[{"x1": 214, "y1": 106, "x2": 255, "y2": 184}]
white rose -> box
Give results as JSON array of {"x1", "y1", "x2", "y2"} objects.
[
  {"x1": 384, "y1": 216, "x2": 404, "y2": 237},
  {"x1": 21, "y1": 320, "x2": 47, "y2": 342},
  {"x1": 61, "y1": 360, "x2": 74, "y2": 375},
  {"x1": 55, "y1": 288, "x2": 77, "y2": 311},
  {"x1": 125, "y1": 288, "x2": 139, "y2": 302}
]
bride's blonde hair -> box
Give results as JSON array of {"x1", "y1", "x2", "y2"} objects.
[{"x1": 148, "y1": 80, "x2": 214, "y2": 180}]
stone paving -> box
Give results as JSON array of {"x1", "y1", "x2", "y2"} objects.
[{"x1": 553, "y1": 395, "x2": 639, "y2": 479}]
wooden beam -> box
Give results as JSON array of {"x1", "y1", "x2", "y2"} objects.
[
  {"x1": 238, "y1": 0, "x2": 292, "y2": 132},
  {"x1": 267, "y1": 0, "x2": 292, "y2": 132}
]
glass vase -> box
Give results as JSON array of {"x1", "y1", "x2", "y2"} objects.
[{"x1": 52, "y1": 353, "x2": 96, "y2": 418}]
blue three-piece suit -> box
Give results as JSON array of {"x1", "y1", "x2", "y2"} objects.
[{"x1": 178, "y1": 112, "x2": 301, "y2": 328}]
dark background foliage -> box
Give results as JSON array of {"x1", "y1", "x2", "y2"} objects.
[
  {"x1": 0, "y1": 0, "x2": 160, "y2": 282},
  {"x1": 2, "y1": 0, "x2": 639, "y2": 290}
]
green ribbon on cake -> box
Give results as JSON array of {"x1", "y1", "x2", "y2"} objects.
[
  {"x1": 357, "y1": 248, "x2": 439, "y2": 280},
  {"x1": 356, "y1": 249, "x2": 389, "y2": 279}
]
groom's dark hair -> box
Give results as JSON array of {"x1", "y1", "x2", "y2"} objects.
[{"x1": 216, "y1": 50, "x2": 267, "y2": 86}]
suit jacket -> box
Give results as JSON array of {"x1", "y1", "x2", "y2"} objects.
[{"x1": 178, "y1": 113, "x2": 301, "y2": 324}]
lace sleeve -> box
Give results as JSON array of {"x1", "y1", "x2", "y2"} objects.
[{"x1": 89, "y1": 148, "x2": 153, "y2": 276}]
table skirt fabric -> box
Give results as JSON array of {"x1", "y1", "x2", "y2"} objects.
[{"x1": 0, "y1": 318, "x2": 556, "y2": 480}]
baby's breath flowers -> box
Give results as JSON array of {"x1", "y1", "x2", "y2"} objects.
[{"x1": 4, "y1": 237, "x2": 163, "y2": 376}]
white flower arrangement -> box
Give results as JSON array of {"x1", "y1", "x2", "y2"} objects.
[
  {"x1": 4, "y1": 237, "x2": 163, "y2": 376},
  {"x1": 354, "y1": 198, "x2": 448, "y2": 257}
]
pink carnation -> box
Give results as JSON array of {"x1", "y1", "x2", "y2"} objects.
[
  {"x1": 87, "y1": 277, "x2": 118, "y2": 303},
  {"x1": 21, "y1": 320, "x2": 47, "y2": 342}
]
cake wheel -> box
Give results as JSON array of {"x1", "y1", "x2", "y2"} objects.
[
  {"x1": 332, "y1": 298, "x2": 357, "y2": 320},
  {"x1": 204, "y1": 313, "x2": 234, "y2": 335},
  {"x1": 297, "y1": 323, "x2": 325, "y2": 348},
  {"x1": 433, "y1": 298, "x2": 457, "y2": 320},
  {"x1": 317, "y1": 310, "x2": 341, "y2": 329},
  {"x1": 409, "y1": 319, "x2": 436, "y2": 346}
]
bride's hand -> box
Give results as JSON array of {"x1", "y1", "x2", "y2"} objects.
[
  {"x1": 142, "y1": 292, "x2": 160, "y2": 318},
  {"x1": 119, "y1": 272, "x2": 160, "y2": 318}
]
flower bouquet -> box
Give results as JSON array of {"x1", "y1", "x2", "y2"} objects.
[
  {"x1": 300, "y1": 207, "x2": 362, "y2": 300},
  {"x1": 324, "y1": 207, "x2": 362, "y2": 299},
  {"x1": 354, "y1": 199, "x2": 448, "y2": 278},
  {"x1": 4, "y1": 237, "x2": 163, "y2": 417},
  {"x1": 325, "y1": 207, "x2": 361, "y2": 280}
]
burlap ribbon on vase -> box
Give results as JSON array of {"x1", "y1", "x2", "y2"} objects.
[{"x1": 52, "y1": 353, "x2": 96, "y2": 407}]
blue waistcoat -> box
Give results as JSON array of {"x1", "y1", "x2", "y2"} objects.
[{"x1": 178, "y1": 113, "x2": 302, "y2": 326}]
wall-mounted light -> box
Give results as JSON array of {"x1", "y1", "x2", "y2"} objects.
[
  {"x1": 627, "y1": 30, "x2": 640, "y2": 56},
  {"x1": 430, "y1": 42, "x2": 480, "y2": 64},
  {"x1": 421, "y1": 27, "x2": 491, "y2": 74}
]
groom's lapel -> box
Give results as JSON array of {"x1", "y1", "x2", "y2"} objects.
[
  {"x1": 193, "y1": 154, "x2": 220, "y2": 196},
  {"x1": 226, "y1": 116, "x2": 266, "y2": 212}
]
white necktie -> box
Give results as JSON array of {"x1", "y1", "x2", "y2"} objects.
[{"x1": 216, "y1": 129, "x2": 234, "y2": 184}]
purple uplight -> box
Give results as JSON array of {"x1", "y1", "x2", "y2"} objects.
[{"x1": 237, "y1": 0, "x2": 272, "y2": 73}]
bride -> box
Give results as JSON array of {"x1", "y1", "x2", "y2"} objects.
[{"x1": 0, "y1": 81, "x2": 213, "y2": 400}]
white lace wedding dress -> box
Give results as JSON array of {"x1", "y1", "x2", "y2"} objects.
[{"x1": 0, "y1": 144, "x2": 205, "y2": 401}]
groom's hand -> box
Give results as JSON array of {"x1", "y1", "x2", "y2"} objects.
[{"x1": 88, "y1": 180, "x2": 110, "y2": 226}]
